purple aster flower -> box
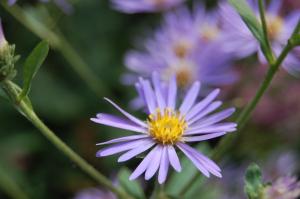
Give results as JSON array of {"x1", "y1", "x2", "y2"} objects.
[
  {"x1": 111, "y1": 0, "x2": 186, "y2": 14},
  {"x1": 91, "y1": 73, "x2": 236, "y2": 184},
  {"x1": 264, "y1": 176, "x2": 300, "y2": 199},
  {"x1": 220, "y1": 0, "x2": 300, "y2": 76},
  {"x1": 73, "y1": 188, "x2": 116, "y2": 199},
  {"x1": 0, "y1": 19, "x2": 7, "y2": 51},
  {"x1": 123, "y1": 5, "x2": 236, "y2": 89}
]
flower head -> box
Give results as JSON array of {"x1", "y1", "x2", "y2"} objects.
[
  {"x1": 123, "y1": 5, "x2": 236, "y2": 89},
  {"x1": 220, "y1": 0, "x2": 300, "y2": 76},
  {"x1": 92, "y1": 73, "x2": 236, "y2": 184},
  {"x1": 111, "y1": 0, "x2": 186, "y2": 13}
]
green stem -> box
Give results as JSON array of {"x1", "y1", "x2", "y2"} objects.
[
  {"x1": 0, "y1": 165, "x2": 29, "y2": 199},
  {"x1": 258, "y1": 0, "x2": 274, "y2": 64},
  {"x1": 1, "y1": 80, "x2": 133, "y2": 199},
  {"x1": 1, "y1": 3, "x2": 107, "y2": 97}
]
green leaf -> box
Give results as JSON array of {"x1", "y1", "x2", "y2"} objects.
[
  {"x1": 118, "y1": 167, "x2": 146, "y2": 199},
  {"x1": 228, "y1": 0, "x2": 270, "y2": 59},
  {"x1": 244, "y1": 163, "x2": 264, "y2": 199},
  {"x1": 19, "y1": 40, "x2": 49, "y2": 101}
]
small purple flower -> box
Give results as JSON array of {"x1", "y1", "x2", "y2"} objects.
[
  {"x1": 111, "y1": 0, "x2": 186, "y2": 14},
  {"x1": 220, "y1": 0, "x2": 300, "y2": 76},
  {"x1": 0, "y1": 19, "x2": 8, "y2": 51},
  {"x1": 123, "y1": 5, "x2": 236, "y2": 89},
  {"x1": 264, "y1": 176, "x2": 300, "y2": 199},
  {"x1": 92, "y1": 73, "x2": 236, "y2": 184}
]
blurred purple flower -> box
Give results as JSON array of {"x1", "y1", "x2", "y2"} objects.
[
  {"x1": 73, "y1": 188, "x2": 116, "y2": 199},
  {"x1": 220, "y1": 0, "x2": 300, "y2": 76},
  {"x1": 123, "y1": 5, "x2": 236, "y2": 89},
  {"x1": 264, "y1": 176, "x2": 300, "y2": 199},
  {"x1": 0, "y1": 19, "x2": 7, "y2": 50},
  {"x1": 111, "y1": 0, "x2": 186, "y2": 13},
  {"x1": 7, "y1": 0, "x2": 73, "y2": 14},
  {"x1": 92, "y1": 73, "x2": 236, "y2": 184}
]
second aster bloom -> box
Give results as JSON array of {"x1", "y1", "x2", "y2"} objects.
[
  {"x1": 92, "y1": 73, "x2": 236, "y2": 184},
  {"x1": 124, "y1": 6, "x2": 236, "y2": 88},
  {"x1": 111, "y1": 0, "x2": 186, "y2": 14}
]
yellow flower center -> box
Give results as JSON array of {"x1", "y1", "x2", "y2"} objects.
[
  {"x1": 200, "y1": 25, "x2": 219, "y2": 42},
  {"x1": 266, "y1": 15, "x2": 283, "y2": 40},
  {"x1": 176, "y1": 67, "x2": 193, "y2": 88},
  {"x1": 173, "y1": 40, "x2": 192, "y2": 58},
  {"x1": 148, "y1": 108, "x2": 187, "y2": 145}
]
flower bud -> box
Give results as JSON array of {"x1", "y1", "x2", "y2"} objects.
[{"x1": 0, "y1": 19, "x2": 17, "y2": 82}]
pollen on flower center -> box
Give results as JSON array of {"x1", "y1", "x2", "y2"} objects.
[
  {"x1": 173, "y1": 40, "x2": 192, "y2": 58},
  {"x1": 176, "y1": 67, "x2": 193, "y2": 88},
  {"x1": 201, "y1": 25, "x2": 219, "y2": 42},
  {"x1": 266, "y1": 15, "x2": 283, "y2": 40},
  {"x1": 148, "y1": 108, "x2": 187, "y2": 145}
]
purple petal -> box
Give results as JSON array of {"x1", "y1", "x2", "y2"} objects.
[
  {"x1": 152, "y1": 72, "x2": 166, "y2": 111},
  {"x1": 118, "y1": 140, "x2": 155, "y2": 162},
  {"x1": 192, "y1": 108, "x2": 236, "y2": 128},
  {"x1": 145, "y1": 145, "x2": 163, "y2": 180},
  {"x1": 96, "y1": 138, "x2": 150, "y2": 157},
  {"x1": 179, "y1": 82, "x2": 201, "y2": 115},
  {"x1": 139, "y1": 78, "x2": 157, "y2": 114},
  {"x1": 176, "y1": 142, "x2": 210, "y2": 177},
  {"x1": 167, "y1": 145, "x2": 182, "y2": 172},
  {"x1": 177, "y1": 143, "x2": 222, "y2": 177},
  {"x1": 185, "y1": 89, "x2": 220, "y2": 121},
  {"x1": 104, "y1": 98, "x2": 147, "y2": 128},
  {"x1": 185, "y1": 123, "x2": 237, "y2": 135},
  {"x1": 267, "y1": 0, "x2": 282, "y2": 14},
  {"x1": 96, "y1": 134, "x2": 149, "y2": 146},
  {"x1": 183, "y1": 132, "x2": 227, "y2": 142},
  {"x1": 167, "y1": 75, "x2": 177, "y2": 109},
  {"x1": 188, "y1": 101, "x2": 223, "y2": 125},
  {"x1": 135, "y1": 82, "x2": 146, "y2": 109},
  {"x1": 129, "y1": 146, "x2": 158, "y2": 180},
  {"x1": 158, "y1": 146, "x2": 169, "y2": 184},
  {"x1": 91, "y1": 113, "x2": 146, "y2": 133}
]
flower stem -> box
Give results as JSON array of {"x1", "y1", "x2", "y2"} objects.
[
  {"x1": 1, "y1": 80, "x2": 133, "y2": 199},
  {"x1": 0, "y1": 165, "x2": 29, "y2": 199},
  {"x1": 258, "y1": 0, "x2": 275, "y2": 63},
  {"x1": 1, "y1": 3, "x2": 108, "y2": 98}
]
